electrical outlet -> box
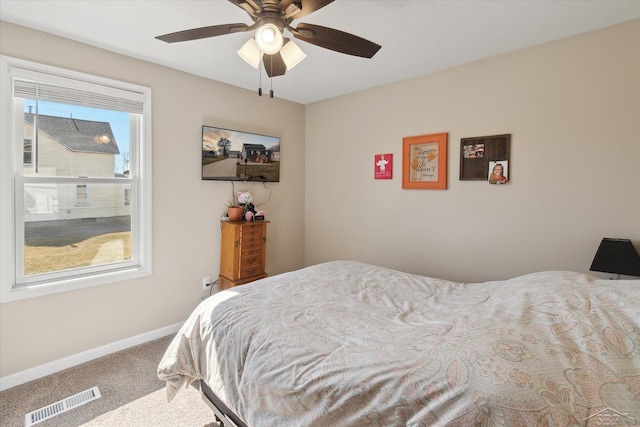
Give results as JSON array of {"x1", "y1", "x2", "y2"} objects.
[{"x1": 202, "y1": 277, "x2": 212, "y2": 290}]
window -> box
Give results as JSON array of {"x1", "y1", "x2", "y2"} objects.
[
  {"x1": 0, "y1": 55, "x2": 152, "y2": 302},
  {"x1": 76, "y1": 184, "x2": 89, "y2": 206},
  {"x1": 23, "y1": 139, "x2": 32, "y2": 165}
]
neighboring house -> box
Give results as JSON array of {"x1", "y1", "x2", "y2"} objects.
[
  {"x1": 269, "y1": 145, "x2": 280, "y2": 162},
  {"x1": 23, "y1": 113, "x2": 130, "y2": 223},
  {"x1": 242, "y1": 143, "x2": 269, "y2": 162}
]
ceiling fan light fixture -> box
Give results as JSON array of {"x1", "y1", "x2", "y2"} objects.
[
  {"x1": 237, "y1": 38, "x2": 262, "y2": 68},
  {"x1": 280, "y1": 40, "x2": 306, "y2": 70},
  {"x1": 255, "y1": 23, "x2": 283, "y2": 55}
]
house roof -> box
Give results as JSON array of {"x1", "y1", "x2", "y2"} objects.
[
  {"x1": 25, "y1": 114, "x2": 120, "y2": 155},
  {"x1": 242, "y1": 144, "x2": 266, "y2": 150}
]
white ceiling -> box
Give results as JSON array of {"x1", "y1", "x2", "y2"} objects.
[{"x1": 1, "y1": 1, "x2": 638, "y2": 105}]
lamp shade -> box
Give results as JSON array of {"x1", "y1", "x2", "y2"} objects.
[
  {"x1": 280, "y1": 40, "x2": 306, "y2": 70},
  {"x1": 590, "y1": 238, "x2": 640, "y2": 277},
  {"x1": 237, "y1": 39, "x2": 262, "y2": 68}
]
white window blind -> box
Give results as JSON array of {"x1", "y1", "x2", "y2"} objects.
[{"x1": 13, "y1": 79, "x2": 144, "y2": 114}]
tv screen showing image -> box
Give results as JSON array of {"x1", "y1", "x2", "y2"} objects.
[{"x1": 202, "y1": 126, "x2": 280, "y2": 182}]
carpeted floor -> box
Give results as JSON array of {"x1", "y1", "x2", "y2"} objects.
[{"x1": 0, "y1": 335, "x2": 218, "y2": 427}]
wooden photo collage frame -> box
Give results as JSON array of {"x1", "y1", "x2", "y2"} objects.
[{"x1": 460, "y1": 134, "x2": 511, "y2": 183}]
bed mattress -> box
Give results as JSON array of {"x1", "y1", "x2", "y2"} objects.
[{"x1": 158, "y1": 260, "x2": 640, "y2": 426}]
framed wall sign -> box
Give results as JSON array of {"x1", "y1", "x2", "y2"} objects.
[
  {"x1": 374, "y1": 154, "x2": 393, "y2": 179},
  {"x1": 402, "y1": 132, "x2": 448, "y2": 189},
  {"x1": 460, "y1": 134, "x2": 510, "y2": 182}
]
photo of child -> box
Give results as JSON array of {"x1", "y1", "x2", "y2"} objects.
[{"x1": 488, "y1": 161, "x2": 508, "y2": 184}]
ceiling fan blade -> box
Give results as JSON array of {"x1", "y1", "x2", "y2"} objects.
[
  {"x1": 263, "y1": 52, "x2": 287, "y2": 77},
  {"x1": 156, "y1": 23, "x2": 250, "y2": 43},
  {"x1": 280, "y1": 0, "x2": 335, "y2": 19},
  {"x1": 293, "y1": 23, "x2": 381, "y2": 58},
  {"x1": 227, "y1": 0, "x2": 261, "y2": 19}
]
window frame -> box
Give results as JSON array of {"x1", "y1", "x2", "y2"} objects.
[
  {"x1": 75, "y1": 183, "x2": 89, "y2": 206},
  {"x1": 0, "y1": 55, "x2": 152, "y2": 303}
]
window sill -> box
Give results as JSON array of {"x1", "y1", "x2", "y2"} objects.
[{"x1": 0, "y1": 266, "x2": 151, "y2": 303}]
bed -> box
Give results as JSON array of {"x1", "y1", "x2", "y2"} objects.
[{"x1": 157, "y1": 260, "x2": 640, "y2": 426}]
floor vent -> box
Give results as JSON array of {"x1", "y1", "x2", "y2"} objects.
[{"x1": 24, "y1": 386, "x2": 101, "y2": 427}]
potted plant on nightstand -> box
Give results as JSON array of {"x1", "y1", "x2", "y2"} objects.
[{"x1": 225, "y1": 201, "x2": 243, "y2": 222}]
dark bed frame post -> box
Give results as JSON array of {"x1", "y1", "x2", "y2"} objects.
[{"x1": 199, "y1": 380, "x2": 249, "y2": 427}]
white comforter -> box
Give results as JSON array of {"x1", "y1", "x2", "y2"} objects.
[{"x1": 158, "y1": 261, "x2": 640, "y2": 426}]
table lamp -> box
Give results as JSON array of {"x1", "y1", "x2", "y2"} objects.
[{"x1": 590, "y1": 238, "x2": 640, "y2": 279}]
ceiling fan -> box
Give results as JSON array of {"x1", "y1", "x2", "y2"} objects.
[{"x1": 155, "y1": 0, "x2": 381, "y2": 81}]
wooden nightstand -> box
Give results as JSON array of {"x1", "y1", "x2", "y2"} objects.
[{"x1": 219, "y1": 221, "x2": 268, "y2": 290}]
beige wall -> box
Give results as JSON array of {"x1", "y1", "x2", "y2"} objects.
[
  {"x1": 1, "y1": 18, "x2": 639, "y2": 381},
  {"x1": 0, "y1": 21, "x2": 306, "y2": 377},
  {"x1": 305, "y1": 20, "x2": 640, "y2": 283}
]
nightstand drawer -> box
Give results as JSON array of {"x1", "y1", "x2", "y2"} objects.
[
  {"x1": 240, "y1": 244, "x2": 262, "y2": 255},
  {"x1": 241, "y1": 235, "x2": 263, "y2": 245},
  {"x1": 239, "y1": 264, "x2": 263, "y2": 279},
  {"x1": 240, "y1": 243, "x2": 262, "y2": 255},
  {"x1": 239, "y1": 253, "x2": 261, "y2": 269},
  {"x1": 240, "y1": 225, "x2": 264, "y2": 240}
]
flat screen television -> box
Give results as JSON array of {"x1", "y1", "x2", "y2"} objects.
[{"x1": 202, "y1": 125, "x2": 280, "y2": 182}]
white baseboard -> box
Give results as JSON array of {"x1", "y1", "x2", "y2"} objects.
[{"x1": 0, "y1": 322, "x2": 182, "y2": 392}]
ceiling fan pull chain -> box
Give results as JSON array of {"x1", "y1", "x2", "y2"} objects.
[
  {"x1": 260, "y1": 56, "x2": 274, "y2": 98},
  {"x1": 269, "y1": 60, "x2": 274, "y2": 98},
  {"x1": 258, "y1": 58, "x2": 263, "y2": 96}
]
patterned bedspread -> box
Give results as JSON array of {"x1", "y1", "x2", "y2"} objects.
[{"x1": 158, "y1": 261, "x2": 640, "y2": 426}]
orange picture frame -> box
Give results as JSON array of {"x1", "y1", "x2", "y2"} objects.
[{"x1": 402, "y1": 132, "x2": 448, "y2": 189}]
